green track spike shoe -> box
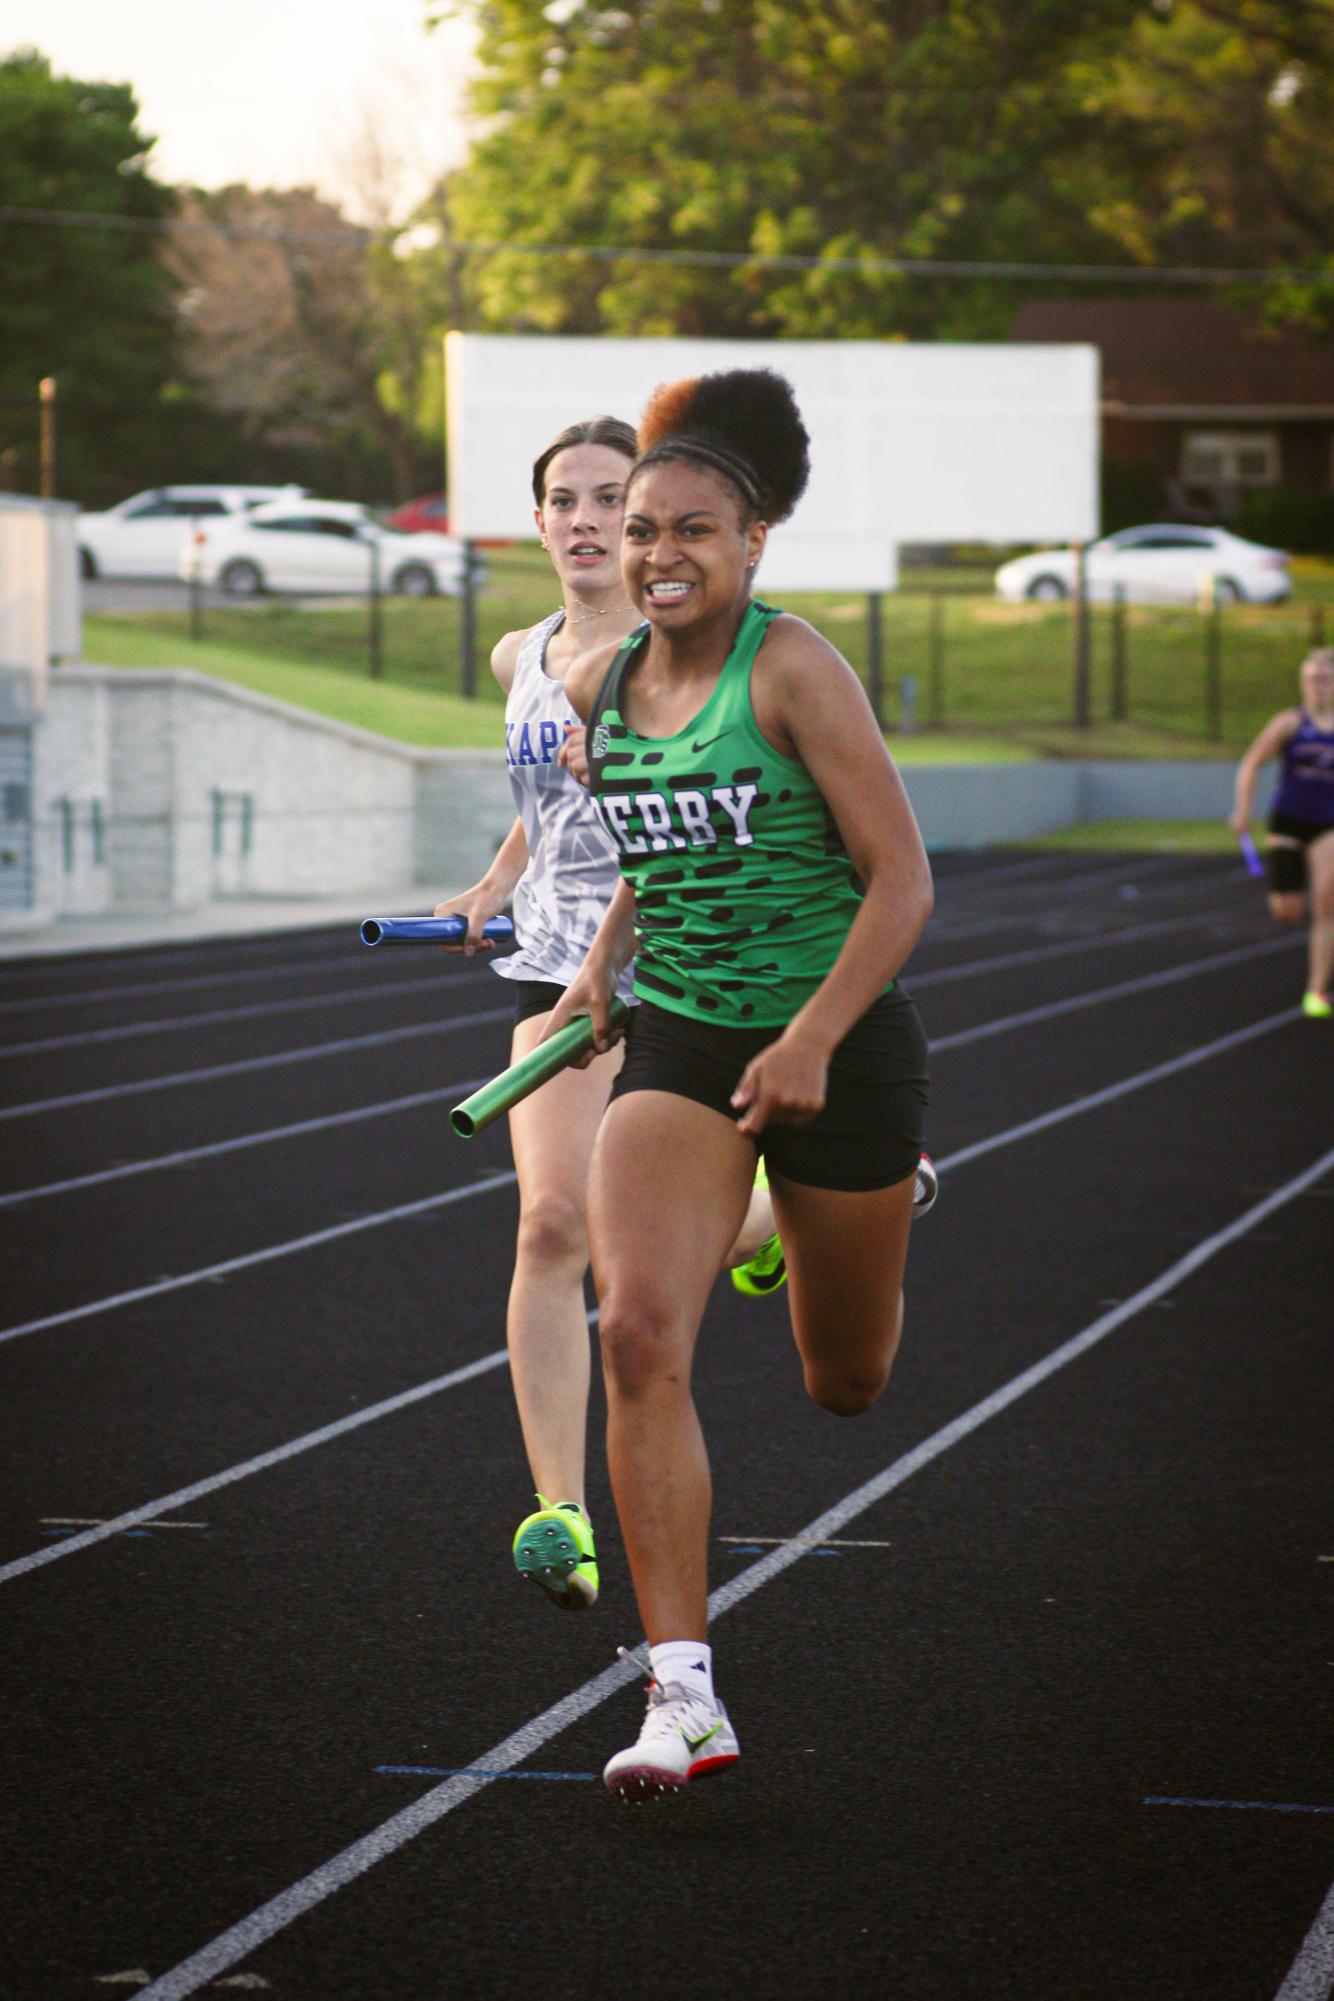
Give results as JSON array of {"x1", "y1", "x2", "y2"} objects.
[
  {"x1": 512, "y1": 1496, "x2": 599, "y2": 1610},
  {"x1": 730, "y1": 1155, "x2": 786, "y2": 1297}
]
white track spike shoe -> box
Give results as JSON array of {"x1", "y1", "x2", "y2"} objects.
[{"x1": 603, "y1": 1679, "x2": 740, "y2": 1801}]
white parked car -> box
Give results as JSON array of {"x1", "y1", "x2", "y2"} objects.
[
  {"x1": 78, "y1": 485, "x2": 307, "y2": 579},
  {"x1": 181, "y1": 499, "x2": 470, "y2": 598},
  {"x1": 994, "y1": 524, "x2": 1291, "y2": 606}
]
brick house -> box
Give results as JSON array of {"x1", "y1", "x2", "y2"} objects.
[{"x1": 1011, "y1": 298, "x2": 1334, "y2": 530}]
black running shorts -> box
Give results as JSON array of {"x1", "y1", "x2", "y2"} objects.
[
  {"x1": 509, "y1": 979, "x2": 568, "y2": 1026},
  {"x1": 608, "y1": 988, "x2": 929, "y2": 1191}
]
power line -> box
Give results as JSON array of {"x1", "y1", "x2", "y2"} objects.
[{"x1": 0, "y1": 204, "x2": 1329, "y2": 287}]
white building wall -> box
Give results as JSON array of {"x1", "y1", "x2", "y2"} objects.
[
  {"x1": 29, "y1": 666, "x2": 514, "y2": 918},
  {"x1": 10, "y1": 659, "x2": 1268, "y2": 938}
]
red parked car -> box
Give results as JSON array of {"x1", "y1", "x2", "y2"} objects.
[{"x1": 387, "y1": 493, "x2": 449, "y2": 535}]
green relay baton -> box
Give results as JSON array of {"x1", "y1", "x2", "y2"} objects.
[{"x1": 450, "y1": 998, "x2": 630, "y2": 1137}]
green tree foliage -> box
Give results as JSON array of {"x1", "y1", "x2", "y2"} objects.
[
  {"x1": 428, "y1": 0, "x2": 1333, "y2": 339},
  {"x1": 1070, "y1": 0, "x2": 1334, "y2": 324},
  {"x1": 166, "y1": 185, "x2": 440, "y2": 502},
  {"x1": 0, "y1": 49, "x2": 179, "y2": 502}
]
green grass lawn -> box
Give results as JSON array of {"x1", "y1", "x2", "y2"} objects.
[{"x1": 82, "y1": 546, "x2": 1334, "y2": 756}]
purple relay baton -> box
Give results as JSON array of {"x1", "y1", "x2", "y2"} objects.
[{"x1": 1237, "y1": 832, "x2": 1265, "y2": 879}]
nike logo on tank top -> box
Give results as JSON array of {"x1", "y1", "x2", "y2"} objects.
[{"x1": 588, "y1": 599, "x2": 889, "y2": 1027}]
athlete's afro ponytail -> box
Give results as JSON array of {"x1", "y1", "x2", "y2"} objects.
[{"x1": 634, "y1": 368, "x2": 810, "y2": 524}]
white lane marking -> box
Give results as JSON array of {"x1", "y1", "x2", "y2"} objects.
[
  {"x1": 0, "y1": 1008, "x2": 511, "y2": 1123},
  {"x1": 0, "y1": 928, "x2": 1289, "y2": 1212},
  {"x1": 0, "y1": 1310, "x2": 602, "y2": 1588},
  {"x1": 130, "y1": 1143, "x2": 1334, "y2": 2001},
  {"x1": 0, "y1": 1078, "x2": 491, "y2": 1210},
  {"x1": 907, "y1": 912, "x2": 1228, "y2": 989},
  {"x1": 928, "y1": 852, "x2": 1232, "y2": 928},
  {"x1": 936, "y1": 851, "x2": 1184, "y2": 899},
  {"x1": 0, "y1": 1172, "x2": 517, "y2": 1351},
  {"x1": 717, "y1": 1535, "x2": 891, "y2": 1548},
  {"x1": 0, "y1": 953, "x2": 488, "y2": 1019},
  {"x1": 41, "y1": 1517, "x2": 207, "y2": 1529},
  {"x1": 0, "y1": 937, "x2": 359, "y2": 1005},
  {"x1": 937, "y1": 1009, "x2": 1298, "y2": 1174},
  {"x1": 930, "y1": 934, "x2": 1295, "y2": 1051},
  {"x1": 0, "y1": 1003, "x2": 1300, "y2": 1561},
  {"x1": 0, "y1": 972, "x2": 477, "y2": 1059},
  {"x1": 1276, "y1": 1880, "x2": 1334, "y2": 2001}
]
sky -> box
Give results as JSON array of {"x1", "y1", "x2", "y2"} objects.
[{"x1": 7, "y1": 0, "x2": 478, "y2": 216}]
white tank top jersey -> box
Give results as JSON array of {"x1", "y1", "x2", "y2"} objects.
[{"x1": 491, "y1": 609, "x2": 638, "y2": 1000}]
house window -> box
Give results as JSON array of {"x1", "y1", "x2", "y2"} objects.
[{"x1": 1180, "y1": 431, "x2": 1280, "y2": 489}]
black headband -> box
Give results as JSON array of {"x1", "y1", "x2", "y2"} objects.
[{"x1": 639, "y1": 434, "x2": 766, "y2": 511}]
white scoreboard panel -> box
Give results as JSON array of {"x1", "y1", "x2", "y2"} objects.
[{"x1": 446, "y1": 334, "x2": 1098, "y2": 590}]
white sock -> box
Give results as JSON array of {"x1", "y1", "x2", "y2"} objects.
[{"x1": 649, "y1": 1641, "x2": 714, "y2": 1707}]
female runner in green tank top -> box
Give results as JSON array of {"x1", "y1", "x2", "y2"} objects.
[{"x1": 545, "y1": 369, "x2": 934, "y2": 1799}]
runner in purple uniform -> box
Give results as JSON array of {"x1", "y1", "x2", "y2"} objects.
[{"x1": 1231, "y1": 646, "x2": 1334, "y2": 1017}]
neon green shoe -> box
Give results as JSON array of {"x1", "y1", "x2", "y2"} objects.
[
  {"x1": 1302, "y1": 990, "x2": 1332, "y2": 1019},
  {"x1": 512, "y1": 1496, "x2": 599, "y2": 1610},
  {"x1": 730, "y1": 1156, "x2": 787, "y2": 1297}
]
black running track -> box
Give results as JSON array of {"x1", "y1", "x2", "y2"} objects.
[{"x1": 2, "y1": 852, "x2": 1331, "y2": 2001}]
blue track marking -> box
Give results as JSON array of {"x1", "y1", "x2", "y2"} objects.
[
  {"x1": 376, "y1": 1768, "x2": 596, "y2": 1782},
  {"x1": 1145, "y1": 1797, "x2": 1334, "y2": 1816},
  {"x1": 129, "y1": 1141, "x2": 1334, "y2": 2001}
]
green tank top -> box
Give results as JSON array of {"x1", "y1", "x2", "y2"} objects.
[{"x1": 587, "y1": 598, "x2": 886, "y2": 1028}]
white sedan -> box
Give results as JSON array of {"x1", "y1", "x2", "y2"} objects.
[
  {"x1": 78, "y1": 485, "x2": 305, "y2": 579},
  {"x1": 994, "y1": 524, "x2": 1291, "y2": 606},
  {"x1": 181, "y1": 499, "x2": 470, "y2": 598}
]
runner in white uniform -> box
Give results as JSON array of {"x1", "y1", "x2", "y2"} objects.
[
  {"x1": 492, "y1": 607, "x2": 640, "y2": 1001},
  {"x1": 434, "y1": 418, "x2": 776, "y2": 1610}
]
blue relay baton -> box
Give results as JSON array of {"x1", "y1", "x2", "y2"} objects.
[
  {"x1": 360, "y1": 915, "x2": 515, "y2": 947},
  {"x1": 1237, "y1": 832, "x2": 1265, "y2": 879}
]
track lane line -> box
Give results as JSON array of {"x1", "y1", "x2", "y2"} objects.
[
  {"x1": 1276, "y1": 1881, "x2": 1334, "y2": 2001},
  {"x1": 930, "y1": 933, "x2": 1295, "y2": 1051},
  {"x1": 0, "y1": 1007, "x2": 512, "y2": 1122},
  {"x1": 0, "y1": 1001, "x2": 1303, "y2": 1572},
  {"x1": 0, "y1": 1079, "x2": 492, "y2": 1210},
  {"x1": 0, "y1": 954, "x2": 493, "y2": 1020},
  {"x1": 938, "y1": 1007, "x2": 1300, "y2": 1171},
  {"x1": 907, "y1": 912, "x2": 1236, "y2": 988},
  {"x1": 0, "y1": 929, "x2": 1296, "y2": 1207},
  {"x1": 0, "y1": 1006, "x2": 1301, "y2": 1350},
  {"x1": 0, "y1": 1172, "x2": 517, "y2": 1350},
  {"x1": 0, "y1": 971, "x2": 494, "y2": 1059},
  {"x1": 128, "y1": 1139, "x2": 1334, "y2": 2001},
  {"x1": 0, "y1": 1003, "x2": 1300, "y2": 1351}
]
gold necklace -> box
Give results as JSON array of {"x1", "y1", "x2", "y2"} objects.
[{"x1": 567, "y1": 595, "x2": 631, "y2": 627}]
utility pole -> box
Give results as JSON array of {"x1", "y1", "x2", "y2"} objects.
[
  {"x1": 1072, "y1": 542, "x2": 1091, "y2": 730},
  {"x1": 39, "y1": 377, "x2": 57, "y2": 498}
]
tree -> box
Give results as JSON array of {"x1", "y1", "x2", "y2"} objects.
[
  {"x1": 1072, "y1": 0, "x2": 1334, "y2": 329},
  {"x1": 0, "y1": 49, "x2": 179, "y2": 503},
  {"x1": 426, "y1": 0, "x2": 1333, "y2": 340},
  {"x1": 165, "y1": 183, "x2": 442, "y2": 501}
]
